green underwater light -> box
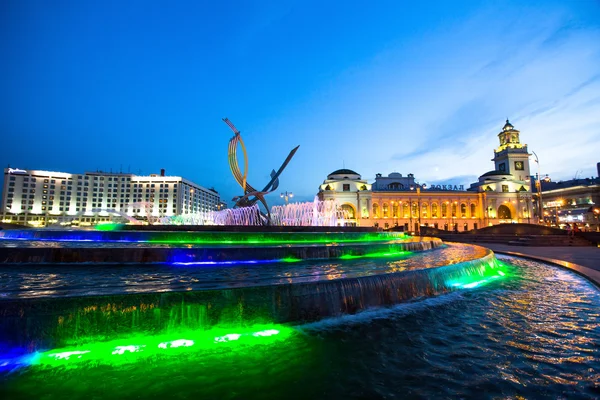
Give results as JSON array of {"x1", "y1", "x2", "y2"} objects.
[
  {"x1": 32, "y1": 325, "x2": 295, "y2": 369},
  {"x1": 95, "y1": 223, "x2": 124, "y2": 231},
  {"x1": 281, "y1": 256, "x2": 302, "y2": 263},
  {"x1": 339, "y1": 250, "x2": 411, "y2": 260},
  {"x1": 147, "y1": 233, "x2": 408, "y2": 246},
  {"x1": 447, "y1": 259, "x2": 510, "y2": 289}
]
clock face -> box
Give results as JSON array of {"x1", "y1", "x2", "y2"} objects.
[{"x1": 515, "y1": 161, "x2": 524, "y2": 170}]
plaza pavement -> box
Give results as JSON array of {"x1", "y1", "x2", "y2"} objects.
[{"x1": 484, "y1": 243, "x2": 600, "y2": 287}]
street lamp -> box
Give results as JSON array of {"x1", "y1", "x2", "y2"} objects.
[
  {"x1": 532, "y1": 151, "x2": 543, "y2": 224},
  {"x1": 555, "y1": 199, "x2": 563, "y2": 227},
  {"x1": 416, "y1": 187, "x2": 421, "y2": 234},
  {"x1": 280, "y1": 191, "x2": 294, "y2": 205}
]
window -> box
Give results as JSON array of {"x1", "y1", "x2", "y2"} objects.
[
  {"x1": 402, "y1": 203, "x2": 409, "y2": 218},
  {"x1": 431, "y1": 203, "x2": 438, "y2": 218},
  {"x1": 382, "y1": 203, "x2": 389, "y2": 218},
  {"x1": 499, "y1": 163, "x2": 506, "y2": 171},
  {"x1": 372, "y1": 204, "x2": 379, "y2": 218},
  {"x1": 460, "y1": 203, "x2": 467, "y2": 218},
  {"x1": 502, "y1": 185, "x2": 509, "y2": 193},
  {"x1": 470, "y1": 203, "x2": 476, "y2": 217},
  {"x1": 441, "y1": 203, "x2": 448, "y2": 218},
  {"x1": 342, "y1": 184, "x2": 350, "y2": 192}
]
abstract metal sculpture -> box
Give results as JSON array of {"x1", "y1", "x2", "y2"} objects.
[{"x1": 223, "y1": 118, "x2": 299, "y2": 224}]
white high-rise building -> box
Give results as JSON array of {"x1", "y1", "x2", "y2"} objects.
[{"x1": 1, "y1": 168, "x2": 220, "y2": 227}]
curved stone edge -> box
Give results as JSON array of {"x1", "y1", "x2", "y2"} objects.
[{"x1": 491, "y1": 250, "x2": 600, "y2": 289}]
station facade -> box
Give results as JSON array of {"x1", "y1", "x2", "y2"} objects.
[{"x1": 318, "y1": 120, "x2": 536, "y2": 231}]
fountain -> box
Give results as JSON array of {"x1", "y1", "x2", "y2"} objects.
[
  {"x1": 157, "y1": 198, "x2": 350, "y2": 227},
  {"x1": 1, "y1": 121, "x2": 598, "y2": 399},
  {"x1": 0, "y1": 119, "x2": 516, "y2": 368}
]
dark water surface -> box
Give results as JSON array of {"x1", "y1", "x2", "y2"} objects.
[{"x1": 1, "y1": 256, "x2": 599, "y2": 399}]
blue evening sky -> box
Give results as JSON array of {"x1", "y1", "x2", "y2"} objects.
[{"x1": 1, "y1": 0, "x2": 599, "y2": 205}]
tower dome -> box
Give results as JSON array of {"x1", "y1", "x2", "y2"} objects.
[{"x1": 502, "y1": 119, "x2": 514, "y2": 131}]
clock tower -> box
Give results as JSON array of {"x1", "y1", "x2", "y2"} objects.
[{"x1": 492, "y1": 120, "x2": 531, "y2": 185}]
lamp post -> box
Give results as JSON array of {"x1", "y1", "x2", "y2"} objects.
[
  {"x1": 417, "y1": 187, "x2": 421, "y2": 234},
  {"x1": 444, "y1": 201, "x2": 450, "y2": 231},
  {"x1": 554, "y1": 199, "x2": 563, "y2": 227},
  {"x1": 518, "y1": 192, "x2": 531, "y2": 224},
  {"x1": 280, "y1": 191, "x2": 293, "y2": 205},
  {"x1": 532, "y1": 151, "x2": 543, "y2": 224}
]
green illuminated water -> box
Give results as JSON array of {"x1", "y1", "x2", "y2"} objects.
[
  {"x1": 2, "y1": 259, "x2": 600, "y2": 399},
  {"x1": 34, "y1": 324, "x2": 295, "y2": 369},
  {"x1": 146, "y1": 234, "x2": 408, "y2": 245}
]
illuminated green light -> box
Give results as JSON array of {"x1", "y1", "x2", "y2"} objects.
[
  {"x1": 33, "y1": 324, "x2": 293, "y2": 369},
  {"x1": 252, "y1": 329, "x2": 279, "y2": 337},
  {"x1": 147, "y1": 233, "x2": 408, "y2": 246},
  {"x1": 281, "y1": 257, "x2": 301, "y2": 263},
  {"x1": 48, "y1": 350, "x2": 90, "y2": 360},
  {"x1": 111, "y1": 345, "x2": 145, "y2": 355},
  {"x1": 446, "y1": 258, "x2": 511, "y2": 290},
  {"x1": 339, "y1": 250, "x2": 410, "y2": 260},
  {"x1": 214, "y1": 334, "x2": 241, "y2": 342},
  {"x1": 158, "y1": 339, "x2": 194, "y2": 349},
  {"x1": 95, "y1": 223, "x2": 123, "y2": 231},
  {"x1": 462, "y1": 280, "x2": 487, "y2": 289}
]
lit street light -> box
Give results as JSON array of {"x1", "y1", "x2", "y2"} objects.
[
  {"x1": 532, "y1": 151, "x2": 543, "y2": 224},
  {"x1": 280, "y1": 191, "x2": 294, "y2": 205}
]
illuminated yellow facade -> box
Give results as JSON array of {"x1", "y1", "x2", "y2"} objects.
[{"x1": 318, "y1": 120, "x2": 536, "y2": 231}]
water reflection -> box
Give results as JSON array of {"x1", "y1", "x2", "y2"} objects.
[{"x1": 0, "y1": 244, "x2": 491, "y2": 299}]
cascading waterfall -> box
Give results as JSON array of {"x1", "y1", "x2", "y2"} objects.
[{"x1": 0, "y1": 249, "x2": 503, "y2": 352}]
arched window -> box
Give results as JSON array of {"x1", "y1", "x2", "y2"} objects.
[
  {"x1": 411, "y1": 202, "x2": 418, "y2": 218},
  {"x1": 460, "y1": 203, "x2": 467, "y2": 218},
  {"x1": 402, "y1": 203, "x2": 409, "y2": 218},
  {"x1": 382, "y1": 203, "x2": 389, "y2": 218},
  {"x1": 372, "y1": 203, "x2": 379, "y2": 218},
  {"x1": 470, "y1": 203, "x2": 476, "y2": 217},
  {"x1": 441, "y1": 203, "x2": 448, "y2": 218},
  {"x1": 421, "y1": 203, "x2": 428, "y2": 218},
  {"x1": 451, "y1": 203, "x2": 457, "y2": 217},
  {"x1": 341, "y1": 204, "x2": 355, "y2": 219},
  {"x1": 431, "y1": 203, "x2": 438, "y2": 218},
  {"x1": 498, "y1": 205, "x2": 511, "y2": 219},
  {"x1": 392, "y1": 203, "x2": 398, "y2": 218}
]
